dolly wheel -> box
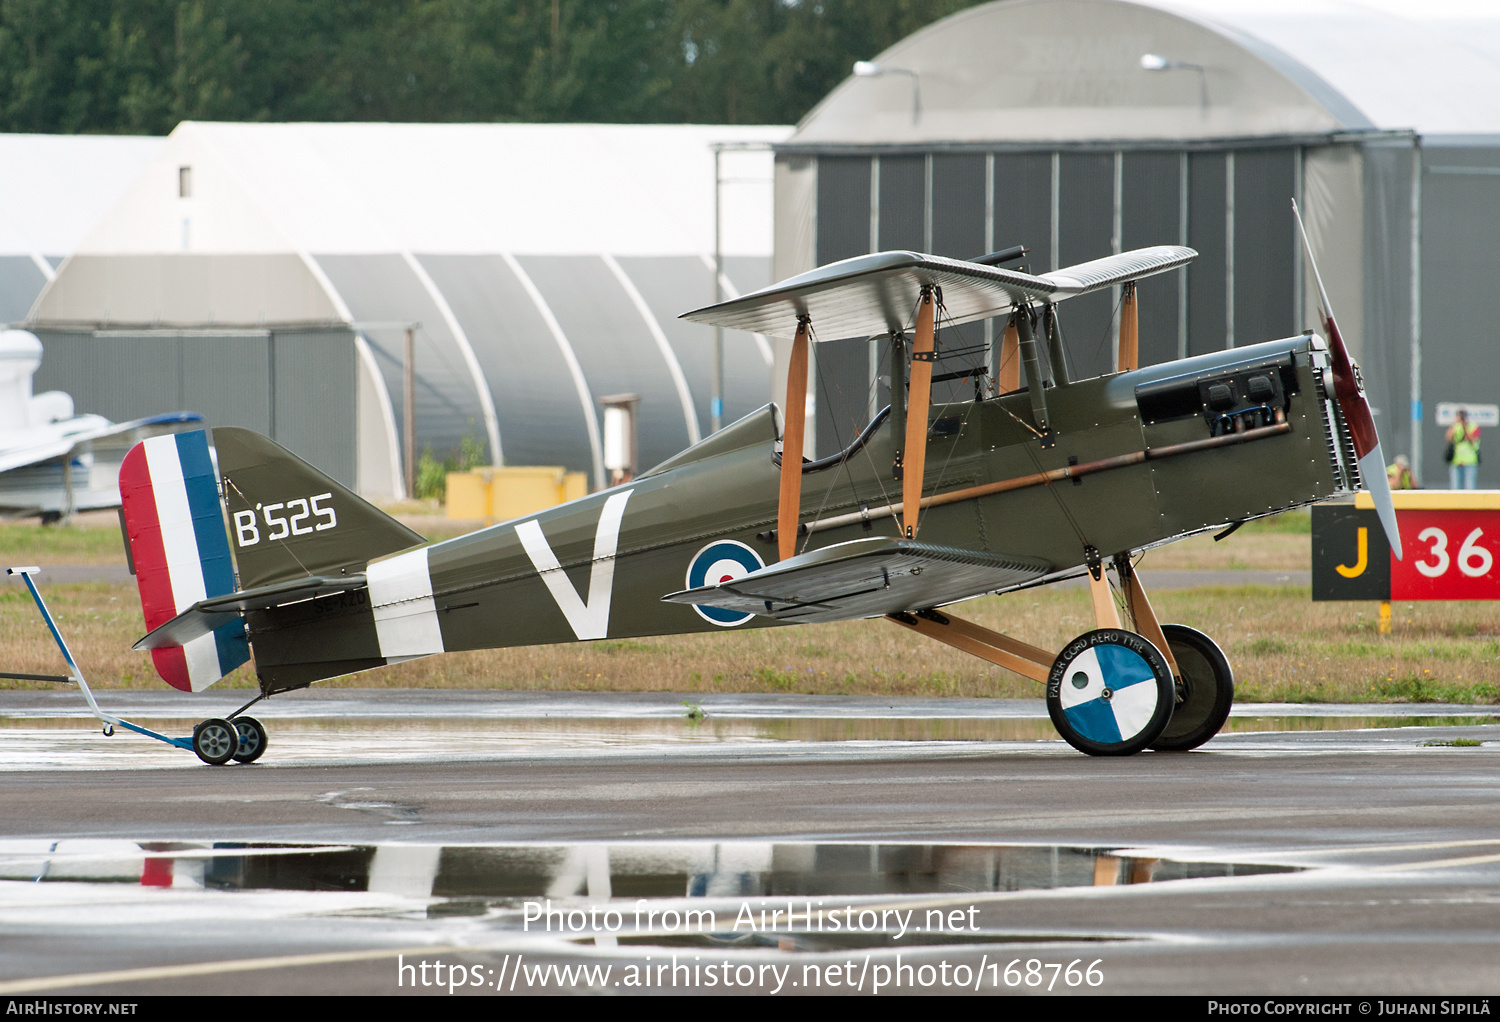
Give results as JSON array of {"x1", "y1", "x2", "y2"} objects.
[
  {"x1": 232, "y1": 716, "x2": 268, "y2": 764},
  {"x1": 192, "y1": 718, "x2": 238, "y2": 765}
]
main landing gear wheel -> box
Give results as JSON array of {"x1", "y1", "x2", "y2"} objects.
[
  {"x1": 1149, "y1": 624, "x2": 1234, "y2": 752},
  {"x1": 232, "y1": 716, "x2": 268, "y2": 764},
  {"x1": 192, "y1": 718, "x2": 238, "y2": 765},
  {"x1": 1047, "y1": 628, "x2": 1176, "y2": 756}
]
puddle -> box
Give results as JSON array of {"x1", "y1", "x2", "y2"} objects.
[
  {"x1": 1223, "y1": 715, "x2": 1500, "y2": 733},
  {"x1": 0, "y1": 840, "x2": 1300, "y2": 952}
]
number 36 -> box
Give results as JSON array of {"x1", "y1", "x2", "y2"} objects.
[{"x1": 1414, "y1": 526, "x2": 1493, "y2": 579}]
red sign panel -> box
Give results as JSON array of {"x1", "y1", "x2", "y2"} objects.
[{"x1": 1390, "y1": 510, "x2": 1500, "y2": 600}]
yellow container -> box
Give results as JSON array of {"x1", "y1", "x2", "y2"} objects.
[
  {"x1": 446, "y1": 466, "x2": 590, "y2": 523},
  {"x1": 444, "y1": 470, "x2": 492, "y2": 521}
]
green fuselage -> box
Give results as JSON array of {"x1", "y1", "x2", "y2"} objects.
[{"x1": 247, "y1": 333, "x2": 1348, "y2": 693}]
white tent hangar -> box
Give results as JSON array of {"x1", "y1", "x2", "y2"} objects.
[
  {"x1": 776, "y1": 0, "x2": 1500, "y2": 484},
  {"x1": 29, "y1": 122, "x2": 790, "y2": 497},
  {"x1": 0, "y1": 133, "x2": 163, "y2": 323}
]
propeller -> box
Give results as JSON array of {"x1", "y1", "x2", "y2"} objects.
[{"x1": 1292, "y1": 199, "x2": 1403, "y2": 560}]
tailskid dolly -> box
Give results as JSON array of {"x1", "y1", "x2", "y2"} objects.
[{"x1": 6, "y1": 566, "x2": 269, "y2": 765}]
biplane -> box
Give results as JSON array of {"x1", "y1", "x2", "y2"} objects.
[{"x1": 10, "y1": 203, "x2": 1400, "y2": 762}]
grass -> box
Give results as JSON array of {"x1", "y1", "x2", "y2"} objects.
[
  {"x1": 7, "y1": 576, "x2": 1500, "y2": 704},
  {"x1": 1419, "y1": 738, "x2": 1483, "y2": 747},
  {"x1": 0, "y1": 514, "x2": 129, "y2": 564},
  {"x1": 1140, "y1": 516, "x2": 1310, "y2": 571},
  {"x1": 7, "y1": 504, "x2": 1497, "y2": 704}
]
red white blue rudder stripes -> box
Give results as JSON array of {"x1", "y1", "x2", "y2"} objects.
[{"x1": 119, "y1": 430, "x2": 249, "y2": 692}]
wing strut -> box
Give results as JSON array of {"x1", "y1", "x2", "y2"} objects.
[
  {"x1": 778, "y1": 315, "x2": 811, "y2": 561},
  {"x1": 1044, "y1": 304, "x2": 1070, "y2": 386},
  {"x1": 1118, "y1": 281, "x2": 1138, "y2": 372},
  {"x1": 1016, "y1": 304, "x2": 1052, "y2": 442},
  {"x1": 901, "y1": 287, "x2": 936, "y2": 538},
  {"x1": 998, "y1": 313, "x2": 1020, "y2": 393}
]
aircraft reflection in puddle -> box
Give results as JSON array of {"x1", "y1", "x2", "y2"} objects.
[
  {"x1": 0, "y1": 840, "x2": 1296, "y2": 896},
  {"x1": 0, "y1": 840, "x2": 1303, "y2": 952}
]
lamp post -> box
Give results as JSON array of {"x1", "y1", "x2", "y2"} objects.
[
  {"x1": 853, "y1": 60, "x2": 922, "y2": 125},
  {"x1": 1140, "y1": 53, "x2": 1209, "y2": 109}
]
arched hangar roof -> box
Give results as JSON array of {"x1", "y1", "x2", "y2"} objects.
[
  {"x1": 0, "y1": 133, "x2": 162, "y2": 323},
  {"x1": 791, "y1": 0, "x2": 1500, "y2": 145},
  {"x1": 31, "y1": 122, "x2": 790, "y2": 490}
]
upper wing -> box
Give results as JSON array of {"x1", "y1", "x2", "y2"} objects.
[
  {"x1": 662, "y1": 537, "x2": 1051, "y2": 623},
  {"x1": 679, "y1": 246, "x2": 1196, "y2": 339}
]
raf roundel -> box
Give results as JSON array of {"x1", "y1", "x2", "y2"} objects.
[{"x1": 686, "y1": 540, "x2": 765, "y2": 627}]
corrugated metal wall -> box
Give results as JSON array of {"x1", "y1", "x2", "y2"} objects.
[
  {"x1": 1418, "y1": 142, "x2": 1500, "y2": 487},
  {"x1": 31, "y1": 327, "x2": 358, "y2": 486},
  {"x1": 797, "y1": 144, "x2": 1305, "y2": 456}
]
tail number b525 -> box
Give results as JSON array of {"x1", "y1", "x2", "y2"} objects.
[{"x1": 234, "y1": 493, "x2": 337, "y2": 547}]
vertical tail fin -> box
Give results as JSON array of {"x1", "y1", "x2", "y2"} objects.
[
  {"x1": 119, "y1": 430, "x2": 249, "y2": 692},
  {"x1": 213, "y1": 427, "x2": 425, "y2": 590}
]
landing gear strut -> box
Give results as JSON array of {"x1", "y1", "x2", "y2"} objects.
[{"x1": 889, "y1": 550, "x2": 1235, "y2": 756}]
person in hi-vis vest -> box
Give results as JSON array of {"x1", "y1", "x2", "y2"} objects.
[{"x1": 1447, "y1": 409, "x2": 1481, "y2": 489}]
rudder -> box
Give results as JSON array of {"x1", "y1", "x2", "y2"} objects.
[{"x1": 119, "y1": 430, "x2": 249, "y2": 692}]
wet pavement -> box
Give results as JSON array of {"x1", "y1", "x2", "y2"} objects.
[
  {"x1": 1, "y1": 691, "x2": 1499, "y2": 996},
  {"x1": 0, "y1": 690, "x2": 1494, "y2": 770}
]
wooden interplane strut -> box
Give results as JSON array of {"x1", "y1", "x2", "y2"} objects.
[
  {"x1": 901, "y1": 288, "x2": 936, "y2": 538},
  {"x1": 1118, "y1": 281, "x2": 1138, "y2": 373},
  {"x1": 778, "y1": 316, "x2": 810, "y2": 561},
  {"x1": 998, "y1": 314, "x2": 1020, "y2": 393}
]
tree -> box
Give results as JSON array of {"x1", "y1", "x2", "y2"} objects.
[{"x1": 0, "y1": 0, "x2": 989, "y2": 133}]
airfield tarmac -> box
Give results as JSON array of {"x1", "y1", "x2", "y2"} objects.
[{"x1": 1, "y1": 690, "x2": 1499, "y2": 997}]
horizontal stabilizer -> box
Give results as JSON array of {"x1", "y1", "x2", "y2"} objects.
[
  {"x1": 133, "y1": 574, "x2": 367, "y2": 651},
  {"x1": 680, "y1": 246, "x2": 1196, "y2": 339},
  {"x1": 663, "y1": 537, "x2": 1051, "y2": 623}
]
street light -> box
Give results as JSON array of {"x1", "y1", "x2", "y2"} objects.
[
  {"x1": 853, "y1": 60, "x2": 922, "y2": 125},
  {"x1": 1140, "y1": 53, "x2": 1209, "y2": 109}
]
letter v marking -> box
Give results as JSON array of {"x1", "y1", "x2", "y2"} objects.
[{"x1": 516, "y1": 490, "x2": 634, "y2": 640}]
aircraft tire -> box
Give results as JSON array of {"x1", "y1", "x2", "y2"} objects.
[
  {"x1": 1047, "y1": 628, "x2": 1175, "y2": 756},
  {"x1": 232, "y1": 716, "x2": 269, "y2": 764},
  {"x1": 192, "y1": 718, "x2": 238, "y2": 765},
  {"x1": 1148, "y1": 624, "x2": 1234, "y2": 752}
]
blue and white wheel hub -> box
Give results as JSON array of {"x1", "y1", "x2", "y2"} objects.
[
  {"x1": 686, "y1": 540, "x2": 765, "y2": 627},
  {"x1": 1047, "y1": 629, "x2": 1174, "y2": 754}
]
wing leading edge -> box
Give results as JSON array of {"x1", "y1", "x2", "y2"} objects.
[
  {"x1": 662, "y1": 536, "x2": 1052, "y2": 623},
  {"x1": 679, "y1": 246, "x2": 1196, "y2": 339}
]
